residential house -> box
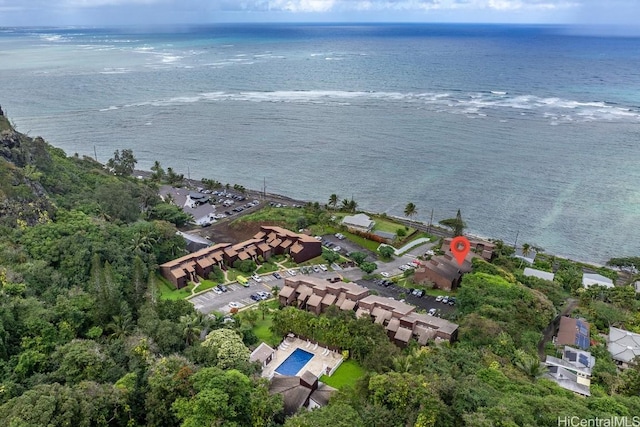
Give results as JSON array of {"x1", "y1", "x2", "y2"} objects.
[
  {"x1": 555, "y1": 316, "x2": 590, "y2": 349},
  {"x1": 177, "y1": 231, "x2": 212, "y2": 253},
  {"x1": 269, "y1": 370, "x2": 336, "y2": 416},
  {"x1": 250, "y1": 342, "x2": 276, "y2": 368},
  {"x1": 442, "y1": 237, "x2": 495, "y2": 262},
  {"x1": 413, "y1": 254, "x2": 472, "y2": 291},
  {"x1": 159, "y1": 226, "x2": 321, "y2": 289},
  {"x1": 544, "y1": 346, "x2": 595, "y2": 396},
  {"x1": 357, "y1": 295, "x2": 458, "y2": 345},
  {"x1": 279, "y1": 278, "x2": 459, "y2": 346},
  {"x1": 523, "y1": 267, "x2": 555, "y2": 281},
  {"x1": 608, "y1": 327, "x2": 640, "y2": 368},
  {"x1": 341, "y1": 213, "x2": 375, "y2": 233},
  {"x1": 582, "y1": 273, "x2": 614, "y2": 289}
]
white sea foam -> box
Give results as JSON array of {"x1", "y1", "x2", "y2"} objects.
[
  {"x1": 99, "y1": 106, "x2": 119, "y2": 111},
  {"x1": 112, "y1": 89, "x2": 639, "y2": 123}
]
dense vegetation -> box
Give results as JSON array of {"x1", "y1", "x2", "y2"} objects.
[{"x1": 2, "y1": 114, "x2": 640, "y2": 426}]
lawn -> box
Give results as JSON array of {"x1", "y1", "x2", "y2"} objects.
[
  {"x1": 156, "y1": 274, "x2": 193, "y2": 300},
  {"x1": 320, "y1": 359, "x2": 365, "y2": 389},
  {"x1": 371, "y1": 215, "x2": 416, "y2": 236},
  {"x1": 195, "y1": 279, "x2": 219, "y2": 292},
  {"x1": 252, "y1": 312, "x2": 280, "y2": 347},
  {"x1": 233, "y1": 206, "x2": 303, "y2": 229},
  {"x1": 256, "y1": 262, "x2": 279, "y2": 274},
  {"x1": 342, "y1": 231, "x2": 381, "y2": 252}
]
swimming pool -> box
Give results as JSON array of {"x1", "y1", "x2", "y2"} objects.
[{"x1": 275, "y1": 348, "x2": 314, "y2": 376}]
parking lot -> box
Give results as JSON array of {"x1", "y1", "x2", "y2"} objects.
[
  {"x1": 190, "y1": 279, "x2": 282, "y2": 314},
  {"x1": 356, "y1": 278, "x2": 457, "y2": 318}
]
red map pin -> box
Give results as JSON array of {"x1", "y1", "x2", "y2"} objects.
[{"x1": 450, "y1": 236, "x2": 470, "y2": 266}]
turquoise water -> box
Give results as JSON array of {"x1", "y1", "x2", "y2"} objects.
[
  {"x1": 275, "y1": 348, "x2": 314, "y2": 376},
  {"x1": 1, "y1": 24, "x2": 639, "y2": 262}
]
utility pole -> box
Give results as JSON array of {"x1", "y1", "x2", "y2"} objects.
[
  {"x1": 263, "y1": 177, "x2": 266, "y2": 199},
  {"x1": 513, "y1": 230, "x2": 519, "y2": 250},
  {"x1": 93, "y1": 146, "x2": 97, "y2": 161},
  {"x1": 428, "y1": 208, "x2": 434, "y2": 234}
]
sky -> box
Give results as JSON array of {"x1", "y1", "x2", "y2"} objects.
[{"x1": 0, "y1": 0, "x2": 639, "y2": 27}]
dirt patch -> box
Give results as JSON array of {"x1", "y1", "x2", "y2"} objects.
[{"x1": 189, "y1": 220, "x2": 291, "y2": 245}]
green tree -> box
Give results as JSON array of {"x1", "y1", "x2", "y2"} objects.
[
  {"x1": 322, "y1": 249, "x2": 340, "y2": 264},
  {"x1": 360, "y1": 262, "x2": 377, "y2": 274},
  {"x1": 328, "y1": 193, "x2": 339, "y2": 209},
  {"x1": 349, "y1": 251, "x2": 367, "y2": 265},
  {"x1": 150, "y1": 160, "x2": 165, "y2": 182},
  {"x1": 284, "y1": 403, "x2": 364, "y2": 427},
  {"x1": 201, "y1": 328, "x2": 251, "y2": 371},
  {"x1": 404, "y1": 202, "x2": 417, "y2": 219},
  {"x1": 378, "y1": 245, "x2": 395, "y2": 260},
  {"x1": 180, "y1": 313, "x2": 204, "y2": 346},
  {"x1": 145, "y1": 355, "x2": 195, "y2": 427},
  {"x1": 439, "y1": 209, "x2": 466, "y2": 236},
  {"x1": 106, "y1": 149, "x2": 137, "y2": 176}
]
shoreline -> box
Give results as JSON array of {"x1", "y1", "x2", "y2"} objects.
[{"x1": 137, "y1": 170, "x2": 615, "y2": 270}]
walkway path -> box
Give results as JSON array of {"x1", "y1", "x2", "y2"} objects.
[
  {"x1": 537, "y1": 298, "x2": 578, "y2": 360},
  {"x1": 391, "y1": 238, "x2": 432, "y2": 256}
]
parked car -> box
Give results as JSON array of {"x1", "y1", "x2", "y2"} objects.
[
  {"x1": 428, "y1": 308, "x2": 437, "y2": 316},
  {"x1": 273, "y1": 272, "x2": 282, "y2": 280},
  {"x1": 442, "y1": 297, "x2": 449, "y2": 304},
  {"x1": 229, "y1": 301, "x2": 241, "y2": 309},
  {"x1": 319, "y1": 264, "x2": 327, "y2": 271},
  {"x1": 250, "y1": 294, "x2": 261, "y2": 301},
  {"x1": 212, "y1": 286, "x2": 223, "y2": 295},
  {"x1": 287, "y1": 269, "x2": 296, "y2": 276},
  {"x1": 435, "y1": 295, "x2": 443, "y2": 302},
  {"x1": 380, "y1": 272, "x2": 390, "y2": 278},
  {"x1": 252, "y1": 274, "x2": 262, "y2": 282},
  {"x1": 332, "y1": 246, "x2": 341, "y2": 252},
  {"x1": 448, "y1": 297, "x2": 456, "y2": 306},
  {"x1": 312, "y1": 266, "x2": 320, "y2": 273},
  {"x1": 257, "y1": 291, "x2": 271, "y2": 300},
  {"x1": 219, "y1": 284, "x2": 228, "y2": 293}
]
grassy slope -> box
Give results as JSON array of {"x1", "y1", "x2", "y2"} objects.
[{"x1": 319, "y1": 359, "x2": 365, "y2": 389}]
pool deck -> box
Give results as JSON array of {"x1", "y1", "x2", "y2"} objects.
[{"x1": 262, "y1": 336, "x2": 343, "y2": 379}]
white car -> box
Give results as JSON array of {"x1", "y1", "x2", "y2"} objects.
[
  {"x1": 380, "y1": 272, "x2": 390, "y2": 278},
  {"x1": 435, "y1": 295, "x2": 444, "y2": 302},
  {"x1": 252, "y1": 274, "x2": 262, "y2": 282},
  {"x1": 312, "y1": 266, "x2": 321, "y2": 273},
  {"x1": 212, "y1": 286, "x2": 223, "y2": 295},
  {"x1": 229, "y1": 302, "x2": 241, "y2": 309},
  {"x1": 319, "y1": 264, "x2": 327, "y2": 271},
  {"x1": 428, "y1": 308, "x2": 437, "y2": 316},
  {"x1": 287, "y1": 269, "x2": 296, "y2": 276},
  {"x1": 333, "y1": 246, "x2": 341, "y2": 252}
]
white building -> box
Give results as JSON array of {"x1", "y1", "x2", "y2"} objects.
[
  {"x1": 582, "y1": 273, "x2": 614, "y2": 289},
  {"x1": 341, "y1": 213, "x2": 375, "y2": 232},
  {"x1": 608, "y1": 327, "x2": 640, "y2": 368},
  {"x1": 544, "y1": 346, "x2": 595, "y2": 396},
  {"x1": 523, "y1": 267, "x2": 554, "y2": 281}
]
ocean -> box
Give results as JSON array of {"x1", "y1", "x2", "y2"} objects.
[{"x1": 1, "y1": 24, "x2": 639, "y2": 263}]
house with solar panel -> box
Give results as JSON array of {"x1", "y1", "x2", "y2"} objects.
[
  {"x1": 544, "y1": 346, "x2": 595, "y2": 396},
  {"x1": 554, "y1": 317, "x2": 591, "y2": 350}
]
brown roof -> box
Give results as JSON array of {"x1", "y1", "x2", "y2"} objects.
[
  {"x1": 159, "y1": 243, "x2": 231, "y2": 268},
  {"x1": 556, "y1": 316, "x2": 588, "y2": 347},
  {"x1": 290, "y1": 243, "x2": 304, "y2": 254},
  {"x1": 269, "y1": 376, "x2": 310, "y2": 415},
  {"x1": 254, "y1": 231, "x2": 266, "y2": 240},
  {"x1": 297, "y1": 285, "x2": 313, "y2": 300},
  {"x1": 196, "y1": 257, "x2": 214, "y2": 269},
  {"x1": 309, "y1": 383, "x2": 337, "y2": 406},
  {"x1": 269, "y1": 238, "x2": 283, "y2": 248},
  {"x1": 386, "y1": 317, "x2": 400, "y2": 332},
  {"x1": 340, "y1": 299, "x2": 357, "y2": 311},
  {"x1": 321, "y1": 293, "x2": 337, "y2": 306},
  {"x1": 372, "y1": 307, "x2": 392, "y2": 324},
  {"x1": 237, "y1": 251, "x2": 250, "y2": 261},
  {"x1": 355, "y1": 307, "x2": 370, "y2": 318},
  {"x1": 170, "y1": 267, "x2": 186, "y2": 279},
  {"x1": 358, "y1": 295, "x2": 415, "y2": 317},
  {"x1": 416, "y1": 326, "x2": 436, "y2": 345},
  {"x1": 394, "y1": 327, "x2": 413, "y2": 343},
  {"x1": 335, "y1": 292, "x2": 346, "y2": 307},
  {"x1": 224, "y1": 247, "x2": 238, "y2": 257},
  {"x1": 250, "y1": 342, "x2": 275, "y2": 364},
  {"x1": 258, "y1": 243, "x2": 271, "y2": 253},
  {"x1": 307, "y1": 294, "x2": 322, "y2": 307},
  {"x1": 279, "y1": 286, "x2": 295, "y2": 299},
  {"x1": 281, "y1": 239, "x2": 294, "y2": 249}
]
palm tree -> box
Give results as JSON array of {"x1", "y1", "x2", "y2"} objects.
[
  {"x1": 347, "y1": 199, "x2": 358, "y2": 213},
  {"x1": 404, "y1": 202, "x2": 417, "y2": 219},
  {"x1": 341, "y1": 198, "x2": 351, "y2": 211},
  {"x1": 180, "y1": 313, "x2": 203, "y2": 346},
  {"x1": 521, "y1": 243, "x2": 531, "y2": 258},
  {"x1": 328, "y1": 194, "x2": 339, "y2": 210}
]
